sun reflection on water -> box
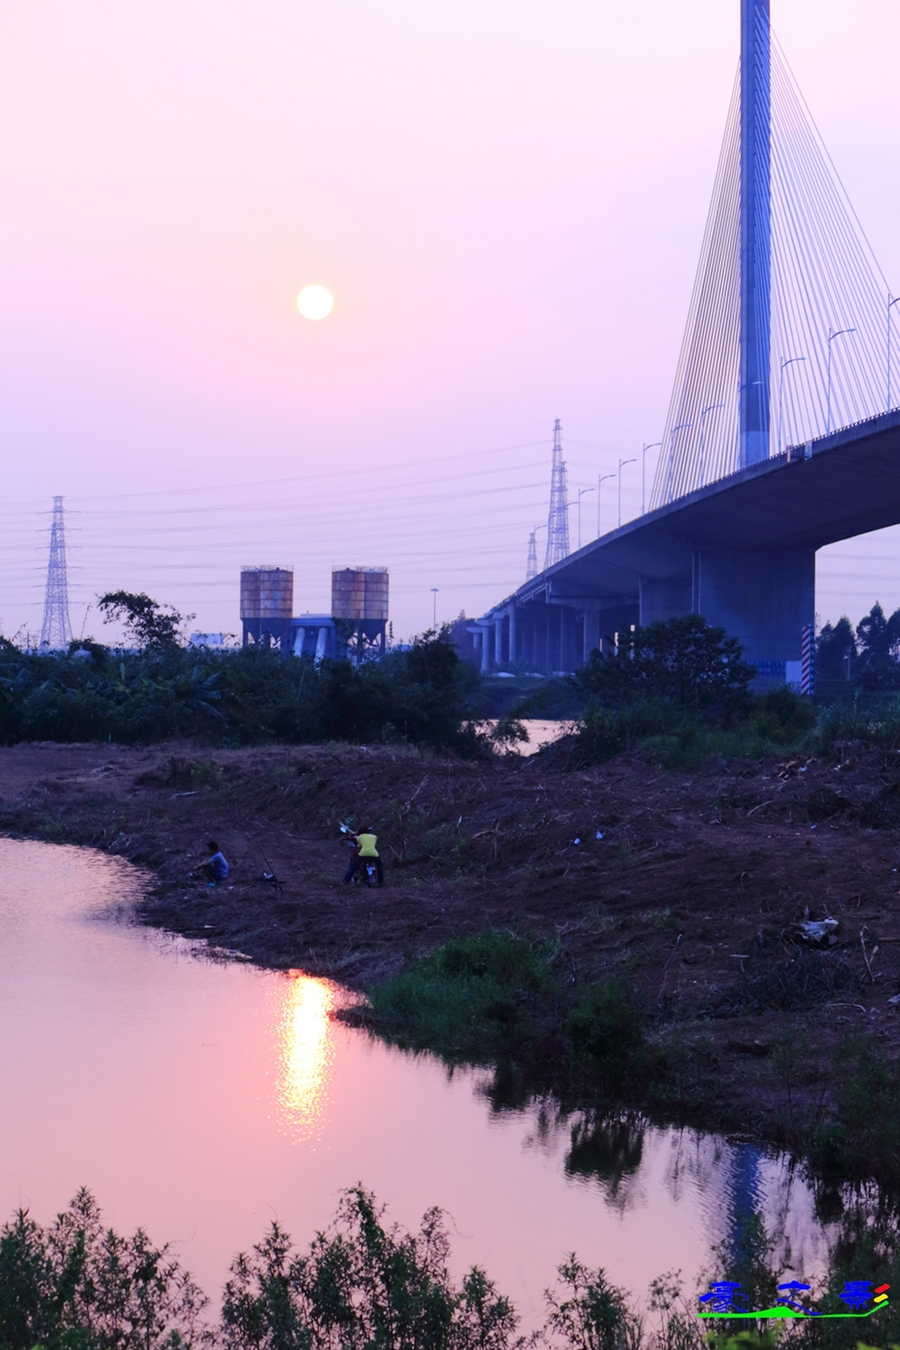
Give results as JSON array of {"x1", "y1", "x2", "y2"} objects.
[{"x1": 275, "y1": 974, "x2": 336, "y2": 1140}]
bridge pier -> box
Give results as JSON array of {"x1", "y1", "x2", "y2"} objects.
[
  {"x1": 639, "y1": 546, "x2": 814, "y2": 684},
  {"x1": 696, "y1": 547, "x2": 814, "y2": 680}
]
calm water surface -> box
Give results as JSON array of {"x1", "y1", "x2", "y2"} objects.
[{"x1": 0, "y1": 838, "x2": 836, "y2": 1319}]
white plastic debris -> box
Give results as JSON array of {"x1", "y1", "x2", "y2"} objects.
[
  {"x1": 573, "y1": 838, "x2": 581, "y2": 845},
  {"x1": 797, "y1": 918, "x2": 839, "y2": 942},
  {"x1": 596, "y1": 831, "x2": 604, "y2": 840}
]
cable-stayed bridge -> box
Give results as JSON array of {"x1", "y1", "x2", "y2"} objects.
[{"x1": 474, "y1": 0, "x2": 900, "y2": 684}]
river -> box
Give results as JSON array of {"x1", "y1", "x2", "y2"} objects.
[{"x1": 0, "y1": 837, "x2": 838, "y2": 1320}]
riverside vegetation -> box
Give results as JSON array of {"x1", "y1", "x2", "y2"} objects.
[
  {"x1": 0, "y1": 596, "x2": 892, "y2": 766},
  {"x1": 9, "y1": 606, "x2": 900, "y2": 1213},
  {"x1": 1, "y1": 1185, "x2": 897, "y2": 1350},
  {"x1": 355, "y1": 930, "x2": 900, "y2": 1194}
]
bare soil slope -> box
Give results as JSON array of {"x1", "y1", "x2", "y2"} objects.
[{"x1": 2, "y1": 738, "x2": 900, "y2": 1148}]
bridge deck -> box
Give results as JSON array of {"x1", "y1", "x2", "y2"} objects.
[{"x1": 498, "y1": 408, "x2": 900, "y2": 612}]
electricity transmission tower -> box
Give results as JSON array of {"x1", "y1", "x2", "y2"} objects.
[
  {"x1": 543, "y1": 418, "x2": 570, "y2": 570},
  {"x1": 526, "y1": 529, "x2": 537, "y2": 580},
  {"x1": 40, "y1": 496, "x2": 73, "y2": 649}
]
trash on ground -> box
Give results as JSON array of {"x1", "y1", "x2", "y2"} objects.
[{"x1": 795, "y1": 918, "x2": 839, "y2": 943}]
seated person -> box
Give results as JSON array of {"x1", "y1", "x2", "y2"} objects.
[{"x1": 201, "y1": 840, "x2": 229, "y2": 885}]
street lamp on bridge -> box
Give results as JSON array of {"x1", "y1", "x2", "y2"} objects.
[
  {"x1": 641, "y1": 442, "x2": 661, "y2": 515},
  {"x1": 617, "y1": 458, "x2": 636, "y2": 527},
  {"x1": 575, "y1": 486, "x2": 595, "y2": 551},
  {"x1": 597, "y1": 473, "x2": 614, "y2": 538},
  {"x1": 667, "y1": 423, "x2": 691, "y2": 504},
  {"x1": 826, "y1": 326, "x2": 856, "y2": 435},
  {"x1": 698, "y1": 404, "x2": 724, "y2": 487},
  {"x1": 777, "y1": 358, "x2": 806, "y2": 455}
]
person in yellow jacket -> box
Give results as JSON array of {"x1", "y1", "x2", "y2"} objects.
[{"x1": 342, "y1": 826, "x2": 384, "y2": 887}]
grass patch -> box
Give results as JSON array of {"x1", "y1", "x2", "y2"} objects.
[
  {"x1": 366, "y1": 930, "x2": 562, "y2": 1062},
  {"x1": 809, "y1": 1032, "x2": 900, "y2": 1188},
  {"x1": 364, "y1": 930, "x2": 655, "y2": 1094}
]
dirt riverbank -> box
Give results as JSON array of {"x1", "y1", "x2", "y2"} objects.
[{"x1": 3, "y1": 738, "x2": 900, "y2": 1159}]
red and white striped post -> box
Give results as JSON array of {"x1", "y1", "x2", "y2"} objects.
[{"x1": 800, "y1": 624, "x2": 814, "y2": 695}]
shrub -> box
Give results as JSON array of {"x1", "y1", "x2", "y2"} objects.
[
  {"x1": 564, "y1": 980, "x2": 647, "y2": 1090},
  {"x1": 571, "y1": 616, "x2": 754, "y2": 723},
  {"x1": 220, "y1": 1186, "x2": 517, "y2": 1350},
  {"x1": 0, "y1": 630, "x2": 485, "y2": 754},
  {"x1": 0, "y1": 1188, "x2": 209, "y2": 1350},
  {"x1": 365, "y1": 931, "x2": 562, "y2": 1062}
]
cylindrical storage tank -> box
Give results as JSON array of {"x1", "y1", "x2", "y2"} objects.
[
  {"x1": 331, "y1": 568, "x2": 367, "y2": 620},
  {"x1": 240, "y1": 568, "x2": 261, "y2": 619},
  {"x1": 363, "y1": 568, "x2": 389, "y2": 620},
  {"x1": 241, "y1": 567, "x2": 293, "y2": 620}
]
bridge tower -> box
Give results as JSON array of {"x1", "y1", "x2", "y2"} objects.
[{"x1": 739, "y1": 0, "x2": 771, "y2": 467}]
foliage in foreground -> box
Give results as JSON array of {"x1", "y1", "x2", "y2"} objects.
[
  {"x1": 0, "y1": 1187, "x2": 209, "y2": 1350},
  {"x1": 0, "y1": 630, "x2": 484, "y2": 753},
  {"x1": 4, "y1": 1186, "x2": 900, "y2": 1350}
]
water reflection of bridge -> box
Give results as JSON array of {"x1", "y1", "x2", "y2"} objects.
[{"x1": 476, "y1": 0, "x2": 900, "y2": 682}]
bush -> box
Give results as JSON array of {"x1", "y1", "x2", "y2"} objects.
[
  {"x1": 564, "y1": 980, "x2": 647, "y2": 1091},
  {"x1": 221, "y1": 1186, "x2": 518, "y2": 1350},
  {"x1": 0, "y1": 631, "x2": 485, "y2": 754},
  {"x1": 809, "y1": 1033, "x2": 900, "y2": 1187},
  {"x1": 0, "y1": 1188, "x2": 209, "y2": 1350},
  {"x1": 365, "y1": 931, "x2": 563, "y2": 1062},
  {"x1": 571, "y1": 616, "x2": 755, "y2": 723}
]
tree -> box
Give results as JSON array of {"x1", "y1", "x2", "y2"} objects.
[
  {"x1": 816, "y1": 617, "x2": 856, "y2": 682},
  {"x1": 97, "y1": 591, "x2": 191, "y2": 653},
  {"x1": 571, "y1": 614, "x2": 754, "y2": 722},
  {"x1": 854, "y1": 601, "x2": 900, "y2": 686}
]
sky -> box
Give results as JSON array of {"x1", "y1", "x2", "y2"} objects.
[{"x1": 0, "y1": 0, "x2": 899, "y2": 643}]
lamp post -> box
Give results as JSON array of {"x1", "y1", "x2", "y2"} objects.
[
  {"x1": 597, "y1": 473, "x2": 614, "y2": 538},
  {"x1": 889, "y1": 294, "x2": 900, "y2": 413},
  {"x1": 617, "y1": 458, "x2": 636, "y2": 527},
  {"x1": 430, "y1": 588, "x2": 439, "y2": 628},
  {"x1": 526, "y1": 523, "x2": 546, "y2": 580},
  {"x1": 576, "y1": 486, "x2": 595, "y2": 551},
  {"x1": 641, "y1": 442, "x2": 661, "y2": 515},
  {"x1": 777, "y1": 357, "x2": 805, "y2": 455},
  {"x1": 698, "y1": 404, "x2": 723, "y2": 487},
  {"x1": 667, "y1": 423, "x2": 691, "y2": 504},
  {"x1": 826, "y1": 326, "x2": 856, "y2": 435}
]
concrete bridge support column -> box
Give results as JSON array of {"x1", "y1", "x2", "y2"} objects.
[
  {"x1": 494, "y1": 615, "x2": 504, "y2": 669},
  {"x1": 640, "y1": 549, "x2": 813, "y2": 677},
  {"x1": 639, "y1": 577, "x2": 693, "y2": 626},
  {"x1": 582, "y1": 609, "x2": 601, "y2": 662},
  {"x1": 476, "y1": 624, "x2": 490, "y2": 674},
  {"x1": 694, "y1": 546, "x2": 814, "y2": 673},
  {"x1": 508, "y1": 604, "x2": 517, "y2": 666}
]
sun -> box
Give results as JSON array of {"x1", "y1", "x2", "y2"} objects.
[{"x1": 297, "y1": 284, "x2": 334, "y2": 320}]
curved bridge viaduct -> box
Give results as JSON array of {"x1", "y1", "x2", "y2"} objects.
[{"x1": 473, "y1": 410, "x2": 900, "y2": 682}]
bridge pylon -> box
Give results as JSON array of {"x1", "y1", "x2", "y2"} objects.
[
  {"x1": 482, "y1": 1, "x2": 900, "y2": 684},
  {"x1": 739, "y1": 0, "x2": 771, "y2": 468}
]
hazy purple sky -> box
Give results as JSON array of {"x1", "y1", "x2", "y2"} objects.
[{"x1": 1, "y1": 0, "x2": 898, "y2": 642}]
